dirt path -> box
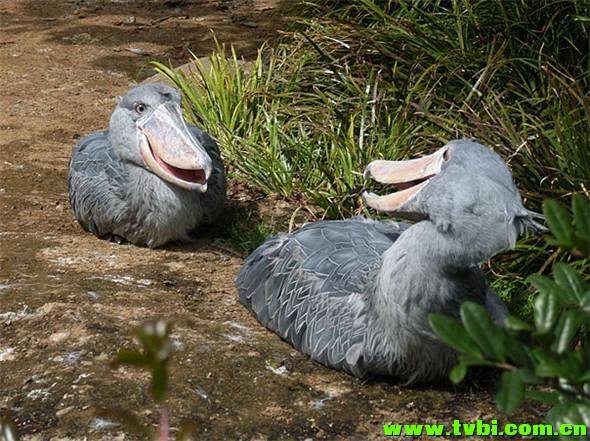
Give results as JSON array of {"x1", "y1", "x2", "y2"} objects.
[{"x1": 0, "y1": 1, "x2": 542, "y2": 440}]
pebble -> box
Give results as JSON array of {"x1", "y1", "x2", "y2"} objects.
[{"x1": 56, "y1": 406, "x2": 75, "y2": 417}]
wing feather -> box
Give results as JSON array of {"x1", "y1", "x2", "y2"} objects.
[
  {"x1": 68, "y1": 130, "x2": 128, "y2": 237},
  {"x1": 236, "y1": 217, "x2": 407, "y2": 376}
]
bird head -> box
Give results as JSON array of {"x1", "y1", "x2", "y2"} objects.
[
  {"x1": 363, "y1": 140, "x2": 544, "y2": 257},
  {"x1": 109, "y1": 83, "x2": 213, "y2": 192}
]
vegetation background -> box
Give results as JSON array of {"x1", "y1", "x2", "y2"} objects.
[{"x1": 158, "y1": 0, "x2": 589, "y2": 320}]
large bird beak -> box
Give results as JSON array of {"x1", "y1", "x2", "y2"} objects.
[
  {"x1": 362, "y1": 147, "x2": 447, "y2": 213},
  {"x1": 138, "y1": 102, "x2": 212, "y2": 192}
]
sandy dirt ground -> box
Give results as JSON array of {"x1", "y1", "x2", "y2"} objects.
[{"x1": 0, "y1": 1, "x2": 544, "y2": 440}]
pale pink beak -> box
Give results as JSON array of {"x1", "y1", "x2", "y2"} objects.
[
  {"x1": 138, "y1": 102, "x2": 212, "y2": 192},
  {"x1": 362, "y1": 147, "x2": 447, "y2": 212}
]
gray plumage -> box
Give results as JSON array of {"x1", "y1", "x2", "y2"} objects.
[
  {"x1": 68, "y1": 84, "x2": 225, "y2": 248},
  {"x1": 237, "y1": 140, "x2": 541, "y2": 384}
]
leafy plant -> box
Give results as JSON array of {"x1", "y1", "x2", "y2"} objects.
[
  {"x1": 103, "y1": 320, "x2": 195, "y2": 441},
  {"x1": 157, "y1": 1, "x2": 589, "y2": 216},
  {"x1": 430, "y1": 196, "x2": 590, "y2": 440}
]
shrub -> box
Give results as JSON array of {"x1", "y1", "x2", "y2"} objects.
[{"x1": 430, "y1": 196, "x2": 590, "y2": 440}]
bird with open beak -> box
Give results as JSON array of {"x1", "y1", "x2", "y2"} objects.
[
  {"x1": 237, "y1": 140, "x2": 543, "y2": 383},
  {"x1": 68, "y1": 84, "x2": 226, "y2": 248}
]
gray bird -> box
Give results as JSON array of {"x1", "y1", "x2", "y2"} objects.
[
  {"x1": 236, "y1": 140, "x2": 542, "y2": 384},
  {"x1": 68, "y1": 84, "x2": 225, "y2": 248}
]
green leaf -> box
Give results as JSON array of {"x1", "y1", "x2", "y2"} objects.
[
  {"x1": 449, "y1": 363, "x2": 467, "y2": 383},
  {"x1": 534, "y1": 291, "x2": 559, "y2": 334},
  {"x1": 547, "y1": 402, "x2": 590, "y2": 441},
  {"x1": 502, "y1": 336, "x2": 535, "y2": 370},
  {"x1": 533, "y1": 349, "x2": 568, "y2": 378},
  {"x1": 505, "y1": 315, "x2": 533, "y2": 331},
  {"x1": 529, "y1": 274, "x2": 573, "y2": 305},
  {"x1": 134, "y1": 328, "x2": 161, "y2": 357},
  {"x1": 461, "y1": 302, "x2": 507, "y2": 361},
  {"x1": 429, "y1": 313, "x2": 482, "y2": 356},
  {"x1": 551, "y1": 311, "x2": 582, "y2": 354},
  {"x1": 152, "y1": 362, "x2": 168, "y2": 403},
  {"x1": 116, "y1": 350, "x2": 150, "y2": 366},
  {"x1": 572, "y1": 195, "x2": 589, "y2": 243},
  {"x1": 544, "y1": 199, "x2": 573, "y2": 247},
  {"x1": 495, "y1": 370, "x2": 524, "y2": 415},
  {"x1": 553, "y1": 263, "x2": 587, "y2": 304},
  {"x1": 526, "y1": 389, "x2": 560, "y2": 405}
]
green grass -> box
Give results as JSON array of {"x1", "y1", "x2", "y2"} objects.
[
  {"x1": 154, "y1": 0, "x2": 589, "y2": 318},
  {"x1": 226, "y1": 214, "x2": 277, "y2": 254}
]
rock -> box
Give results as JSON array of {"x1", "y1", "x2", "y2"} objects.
[
  {"x1": 49, "y1": 331, "x2": 70, "y2": 344},
  {"x1": 56, "y1": 405, "x2": 75, "y2": 417}
]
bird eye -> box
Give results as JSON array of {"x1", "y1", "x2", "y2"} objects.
[
  {"x1": 443, "y1": 149, "x2": 450, "y2": 161},
  {"x1": 134, "y1": 103, "x2": 147, "y2": 114}
]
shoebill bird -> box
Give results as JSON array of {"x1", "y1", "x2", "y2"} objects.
[
  {"x1": 236, "y1": 140, "x2": 542, "y2": 384},
  {"x1": 68, "y1": 84, "x2": 225, "y2": 248}
]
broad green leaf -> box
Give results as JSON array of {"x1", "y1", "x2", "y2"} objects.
[
  {"x1": 461, "y1": 302, "x2": 507, "y2": 361},
  {"x1": 560, "y1": 351, "x2": 586, "y2": 380},
  {"x1": 572, "y1": 195, "x2": 589, "y2": 243},
  {"x1": 533, "y1": 349, "x2": 568, "y2": 378},
  {"x1": 526, "y1": 389, "x2": 560, "y2": 405},
  {"x1": 502, "y1": 335, "x2": 534, "y2": 369},
  {"x1": 505, "y1": 315, "x2": 533, "y2": 331},
  {"x1": 547, "y1": 402, "x2": 590, "y2": 441},
  {"x1": 544, "y1": 199, "x2": 572, "y2": 246},
  {"x1": 529, "y1": 274, "x2": 573, "y2": 304},
  {"x1": 534, "y1": 291, "x2": 558, "y2": 334},
  {"x1": 449, "y1": 363, "x2": 467, "y2": 383},
  {"x1": 551, "y1": 311, "x2": 581, "y2": 354},
  {"x1": 429, "y1": 313, "x2": 482, "y2": 356},
  {"x1": 496, "y1": 370, "x2": 524, "y2": 415},
  {"x1": 553, "y1": 263, "x2": 587, "y2": 304},
  {"x1": 459, "y1": 355, "x2": 497, "y2": 368}
]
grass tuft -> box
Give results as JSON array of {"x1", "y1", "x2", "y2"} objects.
[{"x1": 154, "y1": 1, "x2": 589, "y2": 317}]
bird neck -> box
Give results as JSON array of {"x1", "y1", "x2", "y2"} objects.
[{"x1": 370, "y1": 219, "x2": 503, "y2": 324}]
